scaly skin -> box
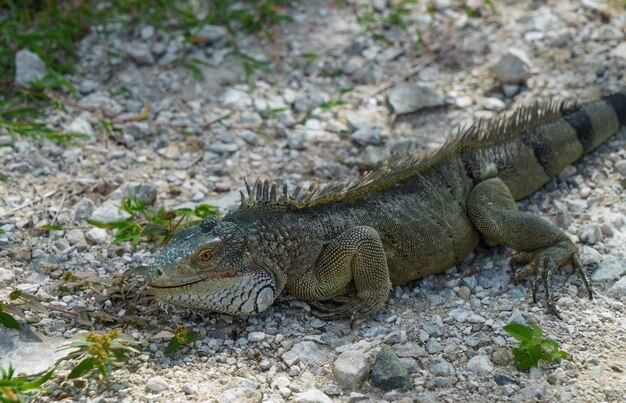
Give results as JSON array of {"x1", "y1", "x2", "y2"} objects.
[{"x1": 148, "y1": 90, "x2": 626, "y2": 319}]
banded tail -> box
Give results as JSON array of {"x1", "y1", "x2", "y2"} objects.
[{"x1": 461, "y1": 89, "x2": 626, "y2": 200}]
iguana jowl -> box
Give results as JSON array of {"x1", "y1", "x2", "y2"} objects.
[{"x1": 148, "y1": 90, "x2": 626, "y2": 319}]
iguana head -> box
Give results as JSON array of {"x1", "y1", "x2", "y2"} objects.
[{"x1": 147, "y1": 215, "x2": 279, "y2": 315}]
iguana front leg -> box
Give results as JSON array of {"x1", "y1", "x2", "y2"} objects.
[
  {"x1": 467, "y1": 178, "x2": 593, "y2": 318},
  {"x1": 287, "y1": 226, "x2": 392, "y2": 319}
]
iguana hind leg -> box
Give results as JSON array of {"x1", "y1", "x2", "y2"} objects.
[
  {"x1": 287, "y1": 226, "x2": 392, "y2": 319},
  {"x1": 467, "y1": 177, "x2": 593, "y2": 318}
]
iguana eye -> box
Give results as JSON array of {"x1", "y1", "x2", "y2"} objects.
[{"x1": 198, "y1": 250, "x2": 213, "y2": 262}]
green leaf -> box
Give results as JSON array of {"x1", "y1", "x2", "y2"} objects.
[
  {"x1": 141, "y1": 223, "x2": 168, "y2": 237},
  {"x1": 163, "y1": 337, "x2": 181, "y2": 356},
  {"x1": 527, "y1": 345, "x2": 543, "y2": 367},
  {"x1": 513, "y1": 351, "x2": 533, "y2": 371},
  {"x1": 539, "y1": 339, "x2": 559, "y2": 352},
  {"x1": 193, "y1": 204, "x2": 218, "y2": 219},
  {"x1": 531, "y1": 324, "x2": 543, "y2": 338},
  {"x1": 67, "y1": 357, "x2": 94, "y2": 379},
  {"x1": 20, "y1": 367, "x2": 55, "y2": 390},
  {"x1": 96, "y1": 363, "x2": 107, "y2": 378},
  {"x1": 0, "y1": 312, "x2": 20, "y2": 329},
  {"x1": 503, "y1": 323, "x2": 534, "y2": 342},
  {"x1": 34, "y1": 224, "x2": 64, "y2": 231}
]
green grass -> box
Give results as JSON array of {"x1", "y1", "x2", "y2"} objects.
[
  {"x1": 0, "y1": 365, "x2": 55, "y2": 402},
  {"x1": 0, "y1": 0, "x2": 291, "y2": 143}
]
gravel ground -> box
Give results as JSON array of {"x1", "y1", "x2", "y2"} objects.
[{"x1": 1, "y1": 0, "x2": 625, "y2": 402}]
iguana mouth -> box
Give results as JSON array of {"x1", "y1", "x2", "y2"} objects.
[{"x1": 149, "y1": 272, "x2": 237, "y2": 289}]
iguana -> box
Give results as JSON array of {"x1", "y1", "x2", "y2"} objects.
[{"x1": 148, "y1": 90, "x2": 626, "y2": 319}]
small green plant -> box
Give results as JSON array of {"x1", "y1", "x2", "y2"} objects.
[
  {"x1": 0, "y1": 364, "x2": 55, "y2": 402},
  {"x1": 0, "y1": 301, "x2": 20, "y2": 330},
  {"x1": 87, "y1": 196, "x2": 218, "y2": 249},
  {"x1": 163, "y1": 325, "x2": 197, "y2": 356},
  {"x1": 503, "y1": 323, "x2": 571, "y2": 372},
  {"x1": 61, "y1": 329, "x2": 140, "y2": 379},
  {"x1": 0, "y1": 289, "x2": 50, "y2": 330}
]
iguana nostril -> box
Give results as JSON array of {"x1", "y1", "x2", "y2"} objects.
[{"x1": 156, "y1": 268, "x2": 164, "y2": 277}]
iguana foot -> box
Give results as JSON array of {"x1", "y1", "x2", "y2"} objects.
[
  {"x1": 467, "y1": 177, "x2": 594, "y2": 319},
  {"x1": 511, "y1": 242, "x2": 593, "y2": 318},
  {"x1": 307, "y1": 291, "x2": 388, "y2": 319}
]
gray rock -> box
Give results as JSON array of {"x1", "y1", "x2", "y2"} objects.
[
  {"x1": 527, "y1": 7, "x2": 558, "y2": 32},
  {"x1": 387, "y1": 83, "x2": 446, "y2": 115},
  {"x1": 609, "y1": 276, "x2": 626, "y2": 297},
  {"x1": 287, "y1": 128, "x2": 309, "y2": 150},
  {"x1": 65, "y1": 229, "x2": 86, "y2": 246},
  {"x1": 219, "y1": 387, "x2": 262, "y2": 403},
  {"x1": 362, "y1": 326, "x2": 390, "y2": 338},
  {"x1": 140, "y1": 25, "x2": 155, "y2": 40},
  {"x1": 11, "y1": 247, "x2": 31, "y2": 262},
  {"x1": 579, "y1": 245, "x2": 602, "y2": 265},
  {"x1": 323, "y1": 384, "x2": 341, "y2": 396},
  {"x1": 356, "y1": 145, "x2": 386, "y2": 169},
  {"x1": 494, "y1": 373, "x2": 515, "y2": 385},
  {"x1": 579, "y1": 224, "x2": 603, "y2": 245},
  {"x1": 0, "y1": 268, "x2": 15, "y2": 286},
  {"x1": 508, "y1": 308, "x2": 526, "y2": 325},
  {"x1": 282, "y1": 341, "x2": 328, "y2": 366},
  {"x1": 521, "y1": 383, "x2": 548, "y2": 400},
  {"x1": 109, "y1": 182, "x2": 158, "y2": 205},
  {"x1": 208, "y1": 142, "x2": 240, "y2": 155},
  {"x1": 492, "y1": 348, "x2": 513, "y2": 365},
  {"x1": 393, "y1": 342, "x2": 425, "y2": 358},
  {"x1": 182, "y1": 384, "x2": 197, "y2": 395},
  {"x1": 345, "y1": 112, "x2": 375, "y2": 130},
  {"x1": 146, "y1": 377, "x2": 168, "y2": 392},
  {"x1": 371, "y1": 345, "x2": 412, "y2": 391},
  {"x1": 90, "y1": 201, "x2": 132, "y2": 223},
  {"x1": 565, "y1": 198, "x2": 587, "y2": 213},
  {"x1": 467, "y1": 355, "x2": 494, "y2": 375},
  {"x1": 399, "y1": 357, "x2": 419, "y2": 373},
  {"x1": 490, "y1": 48, "x2": 533, "y2": 84},
  {"x1": 0, "y1": 327, "x2": 75, "y2": 375},
  {"x1": 222, "y1": 87, "x2": 252, "y2": 109},
  {"x1": 80, "y1": 92, "x2": 124, "y2": 116},
  {"x1": 509, "y1": 285, "x2": 527, "y2": 300},
  {"x1": 293, "y1": 92, "x2": 325, "y2": 113},
  {"x1": 592, "y1": 255, "x2": 626, "y2": 282},
  {"x1": 126, "y1": 41, "x2": 155, "y2": 65},
  {"x1": 293, "y1": 389, "x2": 332, "y2": 403},
  {"x1": 86, "y1": 227, "x2": 107, "y2": 244},
  {"x1": 237, "y1": 130, "x2": 261, "y2": 145},
  {"x1": 428, "y1": 359, "x2": 455, "y2": 376},
  {"x1": 448, "y1": 308, "x2": 485, "y2": 323},
  {"x1": 123, "y1": 122, "x2": 151, "y2": 139},
  {"x1": 483, "y1": 97, "x2": 506, "y2": 111},
  {"x1": 351, "y1": 126, "x2": 381, "y2": 145},
  {"x1": 248, "y1": 331, "x2": 266, "y2": 343},
  {"x1": 615, "y1": 160, "x2": 626, "y2": 175},
  {"x1": 426, "y1": 338, "x2": 442, "y2": 354},
  {"x1": 15, "y1": 49, "x2": 47, "y2": 88},
  {"x1": 502, "y1": 84, "x2": 520, "y2": 97},
  {"x1": 332, "y1": 348, "x2": 373, "y2": 389},
  {"x1": 65, "y1": 117, "x2": 94, "y2": 136},
  {"x1": 191, "y1": 25, "x2": 228, "y2": 43},
  {"x1": 478, "y1": 269, "x2": 511, "y2": 295}
]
